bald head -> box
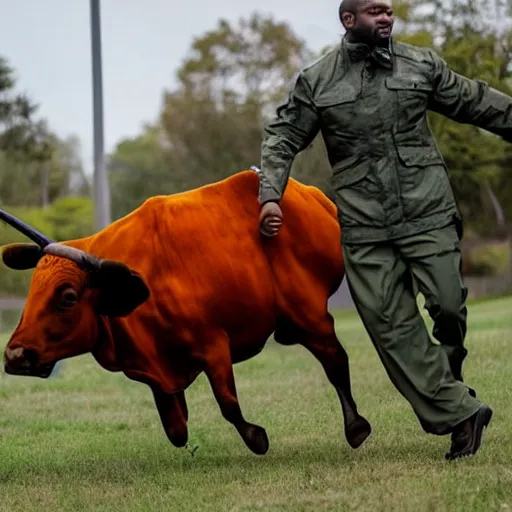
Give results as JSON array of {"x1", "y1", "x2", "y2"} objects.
[
  {"x1": 338, "y1": 0, "x2": 394, "y2": 44},
  {"x1": 339, "y1": 0, "x2": 393, "y2": 26}
]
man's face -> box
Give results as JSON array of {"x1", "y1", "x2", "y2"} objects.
[{"x1": 343, "y1": 0, "x2": 394, "y2": 45}]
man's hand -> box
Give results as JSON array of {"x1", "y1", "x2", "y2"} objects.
[{"x1": 259, "y1": 201, "x2": 283, "y2": 237}]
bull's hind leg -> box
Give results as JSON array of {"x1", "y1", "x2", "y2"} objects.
[
  {"x1": 201, "y1": 329, "x2": 269, "y2": 455},
  {"x1": 152, "y1": 388, "x2": 189, "y2": 447},
  {"x1": 276, "y1": 315, "x2": 371, "y2": 449}
]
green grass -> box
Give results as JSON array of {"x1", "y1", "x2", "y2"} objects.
[{"x1": 1, "y1": 297, "x2": 512, "y2": 511}]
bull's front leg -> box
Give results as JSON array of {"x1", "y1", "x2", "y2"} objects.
[
  {"x1": 201, "y1": 329, "x2": 269, "y2": 455},
  {"x1": 152, "y1": 388, "x2": 189, "y2": 447}
]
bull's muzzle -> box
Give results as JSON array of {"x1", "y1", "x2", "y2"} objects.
[{"x1": 4, "y1": 346, "x2": 55, "y2": 378}]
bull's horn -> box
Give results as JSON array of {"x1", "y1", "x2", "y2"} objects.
[
  {"x1": 43, "y1": 243, "x2": 101, "y2": 271},
  {"x1": 0, "y1": 208, "x2": 53, "y2": 247}
]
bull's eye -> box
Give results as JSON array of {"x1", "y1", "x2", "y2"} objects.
[{"x1": 60, "y1": 288, "x2": 78, "y2": 308}]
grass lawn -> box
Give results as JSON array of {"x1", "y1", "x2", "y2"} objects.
[{"x1": 1, "y1": 296, "x2": 512, "y2": 511}]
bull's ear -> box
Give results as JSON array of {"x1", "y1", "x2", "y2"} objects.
[
  {"x1": 94, "y1": 260, "x2": 150, "y2": 317},
  {"x1": 1, "y1": 243, "x2": 42, "y2": 270}
]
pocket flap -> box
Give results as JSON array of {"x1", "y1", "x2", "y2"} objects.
[
  {"x1": 386, "y1": 75, "x2": 433, "y2": 92},
  {"x1": 396, "y1": 145, "x2": 444, "y2": 167},
  {"x1": 316, "y1": 83, "x2": 359, "y2": 107},
  {"x1": 332, "y1": 159, "x2": 371, "y2": 188}
]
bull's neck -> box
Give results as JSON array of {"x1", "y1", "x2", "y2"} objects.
[
  {"x1": 90, "y1": 312, "x2": 193, "y2": 394},
  {"x1": 91, "y1": 315, "x2": 162, "y2": 390},
  {"x1": 91, "y1": 315, "x2": 121, "y2": 372}
]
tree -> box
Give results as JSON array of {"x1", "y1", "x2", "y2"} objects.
[
  {"x1": 161, "y1": 12, "x2": 314, "y2": 187},
  {"x1": 0, "y1": 128, "x2": 86, "y2": 208},
  {"x1": 108, "y1": 125, "x2": 171, "y2": 218},
  {"x1": 0, "y1": 55, "x2": 88, "y2": 209},
  {"x1": 0, "y1": 55, "x2": 56, "y2": 167},
  {"x1": 176, "y1": 14, "x2": 313, "y2": 114},
  {"x1": 108, "y1": 13, "x2": 319, "y2": 214},
  {"x1": 0, "y1": 55, "x2": 38, "y2": 154}
]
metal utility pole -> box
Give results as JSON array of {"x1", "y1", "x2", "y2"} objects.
[{"x1": 90, "y1": 0, "x2": 111, "y2": 230}]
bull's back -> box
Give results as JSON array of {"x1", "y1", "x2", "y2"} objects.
[
  {"x1": 171, "y1": 170, "x2": 345, "y2": 330},
  {"x1": 104, "y1": 171, "x2": 277, "y2": 337},
  {"x1": 79, "y1": 170, "x2": 342, "y2": 341}
]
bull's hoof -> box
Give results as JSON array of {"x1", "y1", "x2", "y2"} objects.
[
  {"x1": 346, "y1": 416, "x2": 372, "y2": 449},
  {"x1": 243, "y1": 424, "x2": 269, "y2": 455}
]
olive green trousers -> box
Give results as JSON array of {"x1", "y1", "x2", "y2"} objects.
[{"x1": 342, "y1": 224, "x2": 480, "y2": 435}]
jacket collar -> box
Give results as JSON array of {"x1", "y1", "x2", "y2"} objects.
[{"x1": 340, "y1": 36, "x2": 394, "y2": 70}]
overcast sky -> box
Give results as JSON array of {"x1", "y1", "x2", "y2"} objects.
[{"x1": 0, "y1": 0, "x2": 343, "y2": 174}]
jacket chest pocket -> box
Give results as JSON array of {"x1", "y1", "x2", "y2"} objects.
[
  {"x1": 316, "y1": 86, "x2": 360, "y2": 132},
  {"x1": 385, "y1": 75, "x2": 433, "y2": 128}
]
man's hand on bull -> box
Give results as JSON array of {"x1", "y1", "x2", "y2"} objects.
[{"x1": 259, "y1": 201, "x2": 283, "y2": 237}]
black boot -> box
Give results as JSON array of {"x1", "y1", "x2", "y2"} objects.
[{"x1": 445, "y1": 405, "x2": 493, "y2": 461}]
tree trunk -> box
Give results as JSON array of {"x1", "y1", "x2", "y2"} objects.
[
  {"x1": 41, "y1": 161, "x2": 49, "y2": 207},
  {"x1": 485, "y1": 181, "x2": 506, "y2": 235}
]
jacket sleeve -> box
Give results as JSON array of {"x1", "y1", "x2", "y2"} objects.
[
  {"x1": 259, "y1": 73, "x2": 320, "y2": 204},
  {"x1": 428, "y1": 50, "x2": 512, "y2": 142}
]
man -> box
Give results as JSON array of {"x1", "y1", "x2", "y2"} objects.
[{"x1": 257, "y1": 0, "x2": 509, "y2": 460}]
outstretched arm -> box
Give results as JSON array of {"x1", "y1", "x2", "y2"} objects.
[
  {"x1": 428, "y1": 50, "x2": 512, "y2": 142},
  {"x1": 259, "y1": 73, "x2": 321, "y2": 205}
]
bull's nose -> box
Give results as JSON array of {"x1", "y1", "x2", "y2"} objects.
[
  {"x1": 4, "y1": 346, "x2": 25, "y2": 363},
  {"x1": 4, "y1": 347, "x2": 39, "y2": 368}
]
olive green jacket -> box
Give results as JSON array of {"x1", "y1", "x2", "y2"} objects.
[{"x1": 258, "y1": 39, "x2": 512, "y2": 244}]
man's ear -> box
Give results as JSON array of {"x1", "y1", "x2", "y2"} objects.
[
  {"x1": 92, "y1": 260, "x2": 150, "y2": 317},
  {"x1": 342, "y1": 12, "x2": 355, "y2": 29},
  {"x1": 1, "y1": 243, "x2": 42, "y2": 270}
]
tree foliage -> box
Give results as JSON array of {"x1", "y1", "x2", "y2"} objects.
[
  {"x1": 108, "y1": 13, "x2": 333, "y2": 212},
  {"x1": 0, "y1": 55, "x2": 87, "y2": 210},
  {"x1": 0, "y1": 197, "x2": 95, "y2": 297}
]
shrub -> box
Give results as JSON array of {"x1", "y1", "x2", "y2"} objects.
[
  {"x1": 0, "y1": 197, "x2": 95, "y2": 296},
  {"x1": 467, "y1": 243, "x2": 510, "y2": 276}
]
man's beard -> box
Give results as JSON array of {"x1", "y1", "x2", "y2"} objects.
[{"x1": 350, "y1": 24, "x2": 392, "y2": 47}]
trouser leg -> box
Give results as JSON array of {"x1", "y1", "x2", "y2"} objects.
[
  {"x1": 342, "y1": 239, "x2": 480, "y2": 435},
  {"x1": 397, "y1": 224, "x2": 472, "y2": 392}
]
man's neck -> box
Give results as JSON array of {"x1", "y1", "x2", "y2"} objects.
[{"x1": 345, "y1": 32, "x2": 370, "y2": 46}]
